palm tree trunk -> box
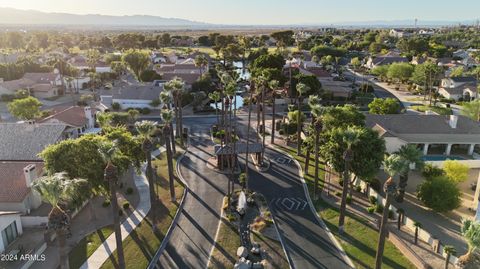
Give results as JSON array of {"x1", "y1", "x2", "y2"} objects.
[
  {"x1": 304, "y1": 148, "x2": 311, "y2": 175},
  {"x1": 145, "y1": 148, "x2": 157, "y2": 231},
  {"x1": 245, "y1": 89, "x2": 253, "y2": 192},
  {"x1": 110, "y1": 176, "x2": 125, "y2": 269},
  {"x1": 396, "y1": 173, "x2": 408, "y2": 203},
  {"x1": 215, "y1": 103, "x2": 219, "y2": 127},
  {"x1": 375, "y1": 194, "x2": 392, "y2": 269},
  {"x1": 58, "y1": 229, "x2": 69, "y2": 269},
  {"x1": 164, "y1": 126, "x2": 176, "y2": 202},
  {"x1": 178, "y1": 96, "x2": 184, "y2": 147},
  {"x1": 261, "y1": 88, "x2": 266, "y2": 164},
  {"x1": 445, "y1": 254, "x2": 450, "y2": 269},
  {"x1": 256, "y1": 95, "x2": 260, "y2": 143},
  {"x1": 271, "y1": 96, "x2": 276, "y2": 145},
  {"x1": 338, "y1": 159, "x2": 350, "y2": 233},
  {"x1": 314, "y1": 132, "x2": 320, "y2": 200},
  {"x1": 296, "y1": 96, "x2": 302, "y2": 155},
  {"x1": 167, "y1": 104, "x2": 176, "y2": 154}
]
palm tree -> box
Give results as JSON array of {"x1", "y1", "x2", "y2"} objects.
[
  {"x1": 161, "y1": 109, "x2": 176, "y2": 202},
  {"x1": 302, "y1": 134, "x2": 314, "y2": 175},
  {"x1": 160, "y1": 91, "x2": 176, "y2": 154},
  {"x1": 255, "y1": 75, "x2": 267, "y2": 164},
  {"x1": 269, "y1": 80, "x2": 280, "y2": 145},
  {"x1": 396, "y1": 144, "x2": 424, "y2": 202},
  {"x1": 135, "y1": 120, "x2": 158, "y2": 231},
  {"x1": 444, "y1": 245, "x2": 456, "y2": 269},
  {"x1": 338, "y1": 127, "x2": 363, "y2": 233},
  {"x1": 208, "y1": 91, "x2": 221, "y2": 127},
  {"x1": 194, "y1": 54, "x2": 208, "y2": 77},
  {"x1": 32, "y1": 173, "x2": 87, "y2": 269},
  {"x1": 461, "y1": 99, "x2": 480, "y2": 122},
  {"x1": 97, "y1": 141, "x2": 126, "y2": 269},
  {"x1": 375, "y1": 154, "x2": 409, "y2": 269},
  {"x1": 295, "y1": 83, "x2": 310, "y2": 155},
  {"x1": 458, "y1": 219, "x2": 480, "y2": 266},
  {"x1": 310, "y1": 103, "x2": 323, "y2": 200},
  {"x1": 164, "y1": 77, "x2": 186, "y2": 147},
  {"x1": 413, "y1": 221, "x2": 422, "y2": 245},
  {"x1": 244, "y1": 82, "x2": 254, "y2": 193}
]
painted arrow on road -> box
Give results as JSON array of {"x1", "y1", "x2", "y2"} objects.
[{"x1": 270, "y1": 197, "x2": 308, "y2": 211}]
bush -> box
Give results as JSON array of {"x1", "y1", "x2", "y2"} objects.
[
  {"x1": 141, "y1": 107, "x2": 151, "y2": 115},
  {"x1": 388, "y1": 210, "x2": 394, "y2": 219},
  {"x1": 102, "y1": 200, "x2": 111, "y2": 207},
  {"x1": 367, "y1": 206, "x2": 375, "y2": 214},
  {"x1": 139, "y1": 69, "x2": 162, "y2": 82},
  {"x1": 422, "y1": 163, "x2": 445, "y2": 180},
  {"x1": 417, "y1": 176, "x2": 461, "y2": 212},
  {"x1": 375, "y1": 203, "x2": 384, "y2": 213},
  {"x1": 126, "y1": 187, "x2": 133, "y2": 195},
  {"x1": 119, "y1": 210, "x2": 123, "y2": 216},
  {"x1": 355, "y1": 185, "x2": 362, "y2": 192},
  {"x1": 369, "y1": 195, "x2": 377, "y2": 205},
  {"x1": 335, "y1": 192, "x2": 342, "y2": 197},
  {"x1": 225, "y1": 213, "x2": 236, "y2": 222},
  {"x1": 122, "y1": 201, "x2": 130, "y2": 210},
  {"x1": 112, "y1": 102, "x2": 121, "y2": 110},
  {"x1": 346, "y1": 195, "x2": 352, "y2": 204}
]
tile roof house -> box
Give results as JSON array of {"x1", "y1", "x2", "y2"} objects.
[
  {"x1": 366, "y1": 114, "x2": 480, "y2": 155},
  {"x1": 39, "y1": 106, "x2": 97, "y2": 138},
  {"x1": 155, "y1": 57, "x2": 206, "y2": 87},
  {"x1": 0, "y1": 122, "x2": 67, "y2": 161},
  {"x1": 0, "y1": 72, "x2": 62, "y2": 99},
  {"x1": 365, "y1": 55, "x2": 409, "y2": 69},
  {"x1": 100, "y1": 85, "x2": 164, "y2": 109},
  {"x1": 0, "y1": 162, "x2": 43, "y2": 214},
  {"x1": 438, "y1": 77, "x2": 478, "y2": 101}
]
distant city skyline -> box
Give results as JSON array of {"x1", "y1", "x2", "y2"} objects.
[{"x1": 1, "y1": 0, "x2": 479, "y2": 25}]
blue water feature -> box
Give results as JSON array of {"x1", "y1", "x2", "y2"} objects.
[{"x1": 210, "y1": 95, "x2": 244, "y2": 110}]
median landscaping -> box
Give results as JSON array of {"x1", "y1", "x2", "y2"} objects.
[{"x1": 410, "y1": 105, "x2": 453, "y2": 115}]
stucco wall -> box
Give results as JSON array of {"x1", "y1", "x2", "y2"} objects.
[{"x1": 0, "y1": 213, "x2": 23, "y2": 253}]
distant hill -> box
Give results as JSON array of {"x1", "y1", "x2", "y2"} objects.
[{"x1": 0, "y1": 7, "x2": 208, "y2": 26}]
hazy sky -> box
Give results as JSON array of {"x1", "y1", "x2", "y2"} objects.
[{"x1": 1, "y1": 0, "x2": 479, "y2": 25}]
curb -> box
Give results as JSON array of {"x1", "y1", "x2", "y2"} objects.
[
  {"x1": 147, "y1": 150, "x2": 189, "y2": 269},
  {"x1": 205, "y1": 199, "x2": 225, "y2": 269},
  {"x1": 267, "y1": 203, "x2": 294, "y2": 269},
  {"x1": 271, "y1": 145, "x2": 356, "y2": 269}
]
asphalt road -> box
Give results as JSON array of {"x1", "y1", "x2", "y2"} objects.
[
  {"x1": 241, "y1": 147, "x2": 352, "y2": 269},
  {"x1": 154, "y1": 118, "x2": 229, "y2": 269}
]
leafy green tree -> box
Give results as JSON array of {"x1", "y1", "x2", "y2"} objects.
[
  {"x1": 7, "y1": 96, "x2": 42, "y2": 120},
  {"x1": 368, "y1": 98, "x2": 401, "y2": 114},
  {"x1": 86, "y1": 49, "x2": 101, "y2": 71},
  {"x1": 322, "y1": 105, "x2": 365, "y2": 129},
  {"x1": 396, "y1": 37, "x2": 429, "y2": 56},
  {"x1": 294, "y1": 74, "x2": 322, "y2": 96},
  {"x1": 139, "y1": 70, "x2": 162, "y2": 82},
  {"x1": 310, "y1": 45, "x2": 346, "y2": 58},
  {"x1": 296, "y1": 83, "x2": 310, "y2": 155},
  {"x1": 387, "y1": 62, "x2": 414, "y2": 84},
  {"x1": 450, "y1": 66, "x2": 464, "y2": 78},
  {"x1": 417, "y1": 176, "x2": 461, "y2": 212},
  {"x1": 122, "y1": 49, "x2": 150, "y2": 79},
  {"x1": 350, "y1": 57, "x2": 361, "y2": 70},
  {"x1": 371, "y1": 65, "x2": 389, "y2": 80},
  {"x1": 461, "y1": 99, "x2": 480, "y2": 121},
  {"x1": 443, "y1": 160, "x2": 469, "y2": 183},
  {"x1": 270, "y1": 30, "x2": 295, "y2": 48},
  {"x1": 411, "y1": 61, "x2": 443, "y2": 86},
  {"x1": 32, "y1": 173, "x2": 87, "y2": 269},
  {"x1": 97, "y1": 141, "x2": 125, "y2": 269},
  {"x1": 250, "y1": 53, "x2": 285, "y2": 70},
  {"x1": 194, "y1": 54, "x2": 208, "y2": 76}
]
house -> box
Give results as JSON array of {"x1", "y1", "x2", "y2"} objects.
[
  {"x1": 68, "y1": 55, "x2": 111, "y2": 73},
  {"x1": 0, "y1": 72, "x2": 63, "y2": 99},
  {"x1": 438, "y1": 77, "x2": 478, "y2": 101},
  {"x1": 0, "y1": 162, "x2": 43, "y2": 214},
  {"x1": 318, "y1": 77, "x2": 354, "y2": 98},
  {"x1": 366, "y1": 114, "x2": 480, "y2": 156},
  {"x1": 389, "y1": 29, "x2": 412, "y2": 38},
  {"x1": 0, "y1": 122, "x2": 67, "y2": 161},
  {"x1": 155, "y1": 58, "x2": 206, "y2": 87},
  {"x1": 39, "y1": 106, "x2": 98, "y2": 138},
  {"x1": 365, "y1": 54, "x2": 409, "y2": 69},
  {"x1": 0, "y1": 211, "x2": 23, "y2": 253},
  {"x1": 100, "y1": 85, "x2": 163, "y2": 109}
]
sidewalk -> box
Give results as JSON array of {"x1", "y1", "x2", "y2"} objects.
[{"x1": 79, "y1": 164, "x2": 150, "y2": 269}]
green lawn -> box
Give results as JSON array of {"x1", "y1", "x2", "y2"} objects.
[
  {"x1": 410, "y1": 105, "x2": 453, "y2": 115},
  {"x1": 316, "y1": 200, "x2": 416, "y2": 269},
  {"x1": 69, "y1": 226, "x2": 115, "y2": 269},
  {"x1": 208, "y1": 218, "x2": 241, "y2": 269},
  {"x1": 100, "y1": 151, "x2": 184, "y2": 269}
]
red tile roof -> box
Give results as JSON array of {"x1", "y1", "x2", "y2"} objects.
[
  {"x1": 39, "y1": 106, "x2": 92, "y2": 127},
  {"x1": 0, "y1": 162, "x2": 43, "y2": 203}
]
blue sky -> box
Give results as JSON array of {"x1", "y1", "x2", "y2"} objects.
[{"x1": 1, "y1": 0, "x2": 479, "y2": 25}]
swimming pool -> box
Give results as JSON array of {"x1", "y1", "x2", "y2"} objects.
[{"x1": 422, "y1": 155, "x2": 468, "y2": 161}]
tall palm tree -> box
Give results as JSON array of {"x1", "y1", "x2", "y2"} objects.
[
  {"x1": 160, "y1": 91, "x2": 176, "y2": 154},
  {"x1": 338, "y1": 126, "x2": 363, "y2": 233},
  {"x1": 310, "y1": 103, "x2": 323, "y2": 200},
  {"x1": 458, "y1": 219, "x2": 480, "y2": 266},
  {"x1": 32, "y1": 173, "x2": 87, "y2": 269},
  {"x1": 164, "y1": 77, "x2": 186, "y2": 147},
  {"x1": 194, "y1": 54, "x2": 208, "y2": 77},
  {"x1": 135, "y1": 120, "x2": 158, "y2": 231},
  {"x1": 161, "y1": 109, "x2": 176, "y2": 202},
  {"x1": 255, "y1": 75, "x2": 267, "y2": 164},
  {"x1": 269, "y1": 80, "x2": 279, "y2": 145},
  {"x1": 208, "y1": 91, "x2": 221, "y2": 127},
  {"x1": 244, "y1": 82, "x2": 254, "y2": 193},
  {"x1": 396, "y1": 144, "x2": 424, "y2": 202},
  {"x1": 444, "y1": 245, "x2": 456, "y2": 269},
  {"x1": 224, "y1": 80, "x2": 237, "y2": 197},
  {"x1": 97, "y1": 141, "x2": 126, "y2": 269},
  {"x1": 295, "y1": 83, "x2": 310, "y2": 155},
  {"x1": 375, "y1": 154, "x2": 409, "y2": 269}
]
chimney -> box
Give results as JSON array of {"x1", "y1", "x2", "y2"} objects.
[
  {"x1": 24, "y1": 164, "x2": 37, "y2": 187},
  {"x1": 84, "y1": 106, "x2": 94, "y2": 129},
  {"x1": 449, "y1": 115, "x2": 458, "y2": 129}
]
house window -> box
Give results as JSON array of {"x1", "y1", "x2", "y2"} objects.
[{"x1": 1, "y1": 221, "x2": 18, "y2": 248}]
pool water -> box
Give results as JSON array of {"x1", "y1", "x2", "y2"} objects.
[{"x1": 422, "y1": 155, "x2": 468, "y2": 161}]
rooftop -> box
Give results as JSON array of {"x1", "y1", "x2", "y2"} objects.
[{"x1": 0, "y1": 162, "x2": 43, "y2": 203}]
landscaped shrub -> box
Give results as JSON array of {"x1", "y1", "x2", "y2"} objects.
[
  {"x1": 102, "y1": 200, "x2": 111, "y2": 207},
  {"x1": 126, "y1": 187, "x2": 133, "y2": 195},
  {"x1": 335, "y1": 192, "x2": 342, "y2": 197},
  {"x1": 367, "y1": 206, "x2": 375, "y2": 214},
  {"x1": 346, "y1": 195, "x2": 352, "y2": 204},
  {"x1": 388, "y1": 210, "x2": 394, "y2": 219},
  {"x1": 141, "y1": 107, "x2": 151, "y2": 115},
  {"x1": 338, "y1": 178, "x2": 344, "y2": 186},
  {"x1": 369, "y1": 195, "x2": 377, "y2": 205},
  {"x1": 122, "y1": 201, "x2": 130, "y2": 210},
  {"x1": 355, "y1": 185, "x2": 362, "y2": 192},
  {"x1": 417, "y1": 176, "x2": 461, "y2": 212},
  {"x1": 375, "y1": 203, "x2": 384, "y2": 213},
  {"x1": 225, "y1": 213, "x2": 236, "y2": 222},
  {"x1": 112, "y1": 102, "x2": 121, "y2": 110}
]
